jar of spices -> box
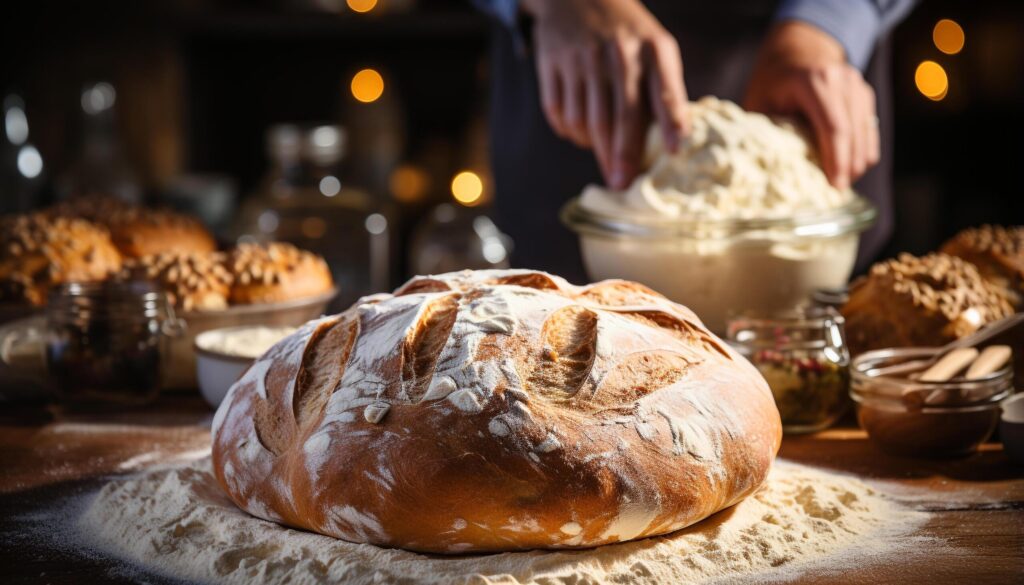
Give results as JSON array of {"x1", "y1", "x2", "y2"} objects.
[
  {"x1": 727, "y1": 307, "x2": 851, "y2": 434},
  {"x1": 45, "y1": 281, "x2": 182, "y2": 407}
]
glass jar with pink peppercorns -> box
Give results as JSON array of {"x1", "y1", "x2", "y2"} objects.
[{"x1": 726, "y1": 307, "x2": 851, "y2": 434}]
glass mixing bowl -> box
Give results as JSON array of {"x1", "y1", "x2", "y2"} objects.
[{"x1": 561, "y1": 195, "x2": 876, "y2": 333}]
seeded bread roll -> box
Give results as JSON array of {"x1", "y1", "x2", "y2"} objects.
[
  {"x1": 941, "y1": 225, "x2": 1024, "y2": 309},
  {"x1": 0, "y1": 214, "x2": 122, "y2": 306},
  {"x1": 118, "y1": 251, "x2": 233, "y2": 312},
  {"x1": 228, "y1": 242, "x2": 333, "y2": 305},
  {"x1": 49, "y1": 197, "x2": 216, "y2": 259},
  {"x1": 211, "y1": 269, "x2": 782, "y2": 553},
  {"x1": 842, "y1": 253, "x2": 1014, "y2": 355}
]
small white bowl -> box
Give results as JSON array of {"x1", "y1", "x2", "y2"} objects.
[
  {"x1": 1000, "y1": 393, "x2": 1024, "y2": 465},
  {"x1": 194, "y1": 329, "x2": 257, "y2": 408}
]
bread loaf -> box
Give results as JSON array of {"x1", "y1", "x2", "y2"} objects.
[
  {"x1": 941, "y1": 225, "x2": 1024, "y2": 309},
  {"x1": 212, "y1": 269, "x2": 781, "y2": 553},
  {"x1": 842, "y1": 253, "x2": 1013, "y2": 355},
  {"x1": 228, "y1": 242, "x2": 333, "y2": 304},
  {"x1": 0, "y1": 214, "x2": 122, "y2": 306},
  {"x1": 118, "y1": 251, "x2": 233, "y2": 311},
  {"x1": 49, "y1": 196, "x2": 216, "y2": 259}
]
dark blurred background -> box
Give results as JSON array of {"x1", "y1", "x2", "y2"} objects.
[{"x1": 2, "y1": 0, "x2": 1022, "y2": 293}]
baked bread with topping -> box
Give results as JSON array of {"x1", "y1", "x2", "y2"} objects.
[
  {"x1": 118, "y1": 251, "x2": 233, "y2": 312},
  {"x1": 0, "y1": 214, "x2": 122, "y2": 306},
  {"x1": 49, "y1": 197, "x2": 216, "y2": 259},
  {"x1": 842, "y1": 253, "x2": 1014, "y2": 355},
  {"x1": 228, "y1": 242, "x2": 333, "y2": 305},
  {"x1": 211, "y1": 269, "x2": 781, "y2": 553},
  {"x1": 941, "y1": 225, "x2": 1024, "y2": 309}
]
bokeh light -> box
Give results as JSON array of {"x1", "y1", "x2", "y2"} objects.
[
  {"x1": 319, "y1": 175, "x2": 341, "y2": 197},
  {"x1": 350, "y1": 69, "x2": 384, "y2": 103},
  {"x1": 915, "y1": 61, "x2": 948, "y2": 101},
  {"x1": 16, "y1": 145, "x2": 42, "y2": 178},
  {"x1": 5, "y1": 106, "x2": 29, "y2": 145},
  {"x1": 933, "y1": 19, "x2": 965, "y2": 55},
  {"x1": 451, "y1": 171, "x2": 483, "y2": 206},
  {"x1": 347, "y1": 0, "x2": 377, "y2": 13},
  {"x1": 365, "y1": 213, "x2": 388, "y2": 235},
  {"x1": 389, "y1": 164, "x2": 430, "y2": 203}
]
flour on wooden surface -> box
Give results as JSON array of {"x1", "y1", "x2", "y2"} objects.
[{"x1": 80, "y1": 458, "x2": 933, "y2": 585}]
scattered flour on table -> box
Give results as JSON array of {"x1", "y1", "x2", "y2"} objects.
[{"x1": 79, "y1": 458, "x2": 932, "y2": 585}]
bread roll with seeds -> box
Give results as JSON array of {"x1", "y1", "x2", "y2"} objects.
[
  {"x1": 0, "y1": 214, "x2": 122, "y2": 306},
  {"x1": 211, "y1": 269, "x2": 781, "y2": 553},
  {"x1": 118, "y1": 251, "x2": 233, "y2": 311},
  {"x1": 49, "y1": 196, "x2": 216, "y2": 259},
  {"x1": 941, "y1": 225, "x2": 1024, "y2": 309},
  {"x1": 842, "y1": 253, "x2": 1014, "y2": 355},
  {"x1": 228, "y1": 242, "x2": 333, "y2": 304}
]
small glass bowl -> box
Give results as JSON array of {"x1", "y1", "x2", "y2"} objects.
[{"x1": 851, "y1": 347, "x2": 1014, "y2": 457}]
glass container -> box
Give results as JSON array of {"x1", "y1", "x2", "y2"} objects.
[
  {"x1": 727, "y1": 307, "x2": 851, "y2": 434},
  {"x1": 409, "y1": 204, "x2": 512, "y2": 275},
  {"x1": 851, "y1": 347, "x2": 1013, "y2": 457},
  {"x1": 234, "y1": 124, "x2": 387, "y2": 310},
  {"x1": 561, "y1": 196, "x2": 876, "y2": 333},
  {"x1": 56, "y1": 81, "x2": 140, "y2": 203},
  {"x1": 45, "y1": 281, "x2": 181, "y2": 407}
]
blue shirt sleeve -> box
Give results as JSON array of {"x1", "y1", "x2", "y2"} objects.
[
  {"x1": 774, "y1": 0, "x2": 918, "y2": 70},
  {"x1": 470, "y1": 0, "x2": 520, "y2": 29}
]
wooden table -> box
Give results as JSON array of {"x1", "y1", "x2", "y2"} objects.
[{"x1": 1, "y1": 394, "x2": 1021, "y2": 584}]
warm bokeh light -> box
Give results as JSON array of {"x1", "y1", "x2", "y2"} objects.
[
  {"x1": 389, "y1": 164, "x2": 430, "y2": 203},
  {"x1": 347, "y1": 0, "x2": 377, "y2": 13},
  {"x1": 915, "y1": 61, "x2": 949, "y2": 101},
  {"x1": 451, "y1": 171, "x2": 483, "y2": 206},
  {"x1": 350, "y1": 69, "x2": 384, "y2": 103},
  {"x1": 933, "y1": 19, "x2": 965, "y2": 55}
]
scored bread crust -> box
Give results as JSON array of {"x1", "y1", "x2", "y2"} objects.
[{"x1": 211, "y1": 269, "x2": 781, "y2": 553}]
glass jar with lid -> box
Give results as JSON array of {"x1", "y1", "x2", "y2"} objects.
[
  {"x1": 45, "y1": 281, "x2": 182, "y2": 407},
  {"x1": 727, "y1": 307, "x2": 851, "y2": 434}
]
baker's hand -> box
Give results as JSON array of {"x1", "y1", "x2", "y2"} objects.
[
  {"x1": 744, "y1": 21, "x2": 879, "y2": 190},
  {"x1": 521, "y1": 0, "x2": 689, "y2": 189}
]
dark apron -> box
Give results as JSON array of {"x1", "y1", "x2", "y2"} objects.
[{"x1": 488, "y1": 1, "x2": 894, "y2": 283}]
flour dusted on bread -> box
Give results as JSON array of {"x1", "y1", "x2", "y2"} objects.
[{"x1": 211, "y1": 269, "x2": 782, "y2": 553}]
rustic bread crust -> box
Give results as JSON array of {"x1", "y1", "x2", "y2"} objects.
[
  {"x1": 941, "y1": 225, "x2": 1024, "y2": 309},
  {"x1": 228, "y1": 242, "x2": 334, "y2": 304},
  {"x1": 842, "y1": 253, "x2": 1014, "y2": 355},
  {"x1": 212, "y1": 269, "x2": 781, "y2": 553},
  {"x1": 118, "y1": 251, "x2": 233, "y2": 311},
  {"x1": 49, "y1": 196, "x2": 216, "y2": 259},
  {"x1": 0, "y1": 214, "x2": 122, "y2": 306}
]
